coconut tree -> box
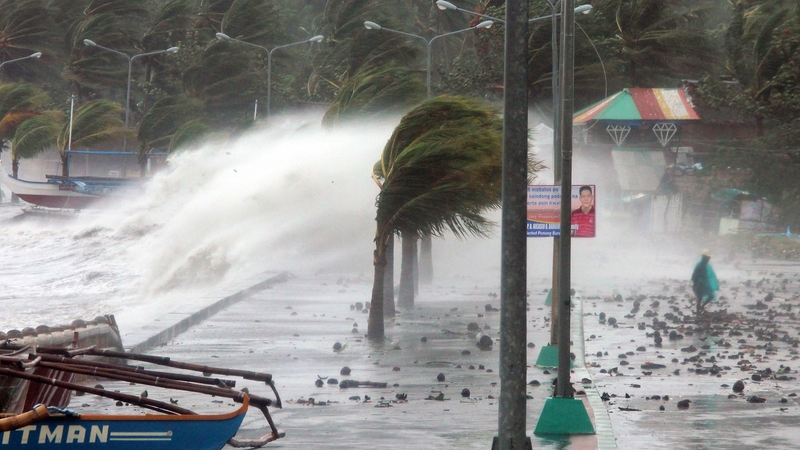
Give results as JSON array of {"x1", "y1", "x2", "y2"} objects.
[
  {"x1": 367, "y1": 96, "x2": 503, "y2": 341},
  {"x1": 323, "y1": 63, "x2": 425, "y2": 127},
  {"x1": 10, "y1": 110, "x2": 62, "y2": 177},
  {"x1": 0, "y1": 83, "x2": 50, "y2": 149},
  {"x1": 55, "y1": 99, "x2": 128, "y2": 176},
  {"x1": 136, "y1": 94, "x2": 204, "y2": 175},
  {"x1": 0, "y1": 0, "x2": 54, "y2": 82}
]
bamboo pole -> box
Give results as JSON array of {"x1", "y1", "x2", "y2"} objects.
[{"x1": 0, "y1": 367, "x2": 193, "y2": 415}]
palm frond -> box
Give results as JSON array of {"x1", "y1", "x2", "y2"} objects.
[{"x1": 11, "y1": 110, "x2": 63, "y2": 160}]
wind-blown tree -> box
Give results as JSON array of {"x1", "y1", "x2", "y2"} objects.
[
  {"x1": 0, "y1": 0, "x2": 54, "y2": 82},
  {"x1": 56, "y1": 99, "x2": 128, "y2": 176},
  {"x1": 322, "y1": 63, "x2": 425, "y2": 127},
  {"x1": 10, "y1": 110, "x2": 62, "y2": 177},
  {"x1": 0, "y1": 83, "x2": 50, "y2": 147},
  {"x1": 63, "y1": 0, "x2": 151, "y2": 95},
  {"x1": 700, "y1": 1, "x2": 800, "y2": 226},
  {"x1": 367, "y1": 96, "x2": 504, "y2": 341},
  {"x1": 136, "y1": 94, "x2": 204, "y2": 175}
]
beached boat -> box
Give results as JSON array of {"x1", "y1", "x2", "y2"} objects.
[
  {"x1": 0, "y1": 316, "x2": 124, "y2": 414},
  {"x1": 0, "y1": 394, "x2": 254, "y2": 450},
  {"x1": 1, "y1": 166, "x2": 141, "y2": 210},
  {"x1": 0, "y1": 347, "x2": 284, "y2": 449}
]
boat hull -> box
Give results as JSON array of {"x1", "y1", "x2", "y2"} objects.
[{"x1": 0, "y1": 399, "x2": 248, "y2": 450}]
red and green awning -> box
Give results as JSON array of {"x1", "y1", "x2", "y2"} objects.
[{"x1": 574, "y1": 88, "x2": 700, "y2": 124}]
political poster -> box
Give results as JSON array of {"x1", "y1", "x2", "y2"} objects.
[{"x1": 527, "y1": 185, "x2": 596, "y2": 237}]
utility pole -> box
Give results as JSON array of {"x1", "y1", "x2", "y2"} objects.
[{"x1": 497, "y1": 0, "x2": 529, "y2": 448}]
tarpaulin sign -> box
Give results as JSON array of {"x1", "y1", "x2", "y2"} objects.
[{"x1": 527, "y1": 185, "x2": 596, "y2": 237}]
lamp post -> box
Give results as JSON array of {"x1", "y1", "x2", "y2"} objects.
[
  {"x1": 363, "y1": 20, "x2": 494, "y2": 99},
  {"x1": 215, "y1": 33, "x2": 323, "y2": 118},
  {"x1": 437, "y1": 0, "x2": 593, "y2": 347},
  {"x1": 0, "y1": 52, "x2": 43, "y2": 81},
  {"x1": 83, "y1": 40, "x2": 178, "y2": 151}
]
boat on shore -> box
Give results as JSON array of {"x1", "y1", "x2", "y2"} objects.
[
  {"x1": 0, "y1": 316, "x2": 123, "y2": 414},
  {"x1": 0, "y1": 345, "x2": 284, "y2": 449},
  {"x1": 1, "y1": 166, "x2": 141, "y2": 210}
]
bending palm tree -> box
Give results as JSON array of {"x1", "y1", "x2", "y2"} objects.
[
  {"x1": 368, "y1": 96, "x2": 503, "y2": 340},
  {"x1": 10, "y1": 110, "x2": 62, "y2": 177},
  {"x1": 57, "y1": 100, "x2": 128, "y2": 176}
]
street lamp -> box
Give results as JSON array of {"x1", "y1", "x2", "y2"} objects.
[
  {"x1": 435, "y1": 0, "x2": 592, "y2": 24},
  {"x1": 215, "y1": 33, "x2": 323, "y2": 118},
  {"x1": 0, "y1": 52, "x2": 43, "y2": 79},
  {"x1": 437, "y1": 0, "x2": 593, "y2": 345},
  {"x1": 83, "y1": 40, "x2": 178, "y2": 151},
  {"x1": 363, "y1": 20, "x2": 493, "y2": 99}
]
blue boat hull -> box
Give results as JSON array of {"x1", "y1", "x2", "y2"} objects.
[{"x1": 1, "y1": 402, "x2": 247, "y2": 450}]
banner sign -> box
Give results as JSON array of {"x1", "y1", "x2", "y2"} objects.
[{"x1": 527, "y1": 185, "x2": 596, "y2": 237}]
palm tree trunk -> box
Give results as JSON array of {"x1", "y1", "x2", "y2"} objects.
[
  {"x1": 412, "y1": 236, "x2": 419, "y2": 296},
  {"x1": 12, "y1": 157, "x2": 19, "y2": 178},
  {"x1": 60, "y1": 152, "x2": 69, "y2": 177},
  {"x1": 383, "y1": 234, "x2": 395, "y2": 317},
  {"x1": 398, "y1": 231, "x2": 416, "y2": 309},
  {"x1": 139, "y1": 154, "x2": 148, "y2": 178},
  {"x1": 368, "y1": 246, "x2": 387, "y2": 341},
  {"x1": 419, "y1": 235, "x2": 433, "y2": 285}
]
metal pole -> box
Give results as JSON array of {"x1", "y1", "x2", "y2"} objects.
[
  {"x1": 549, "y1": 0, "x2": 562, "y2": 345},
  {"x1": 498, "y1": 0, "x2": 528, "y2": 448},
  {"x1": 267, "y1": 51, "x2": 273, "y2": 117},
  {"x1": 555, "y1": 0, "x2": 575, "y2": 399},
  {"x1": 68, "y1": 95, "x2": 75, "y2": 151},
  {"x1": 426, "y1": 43, "x2": 432, "y2": 99},
  {"x1": 254, "y1": 99, "x2": 258, "y2": 120},
  {"x1": 124, "y1": 56, "x2": 132, "y2": 152}
]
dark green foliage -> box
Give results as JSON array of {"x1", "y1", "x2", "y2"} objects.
[
  {"x1": 137, "y1": 94, "x2": 204, "y2": 154},
  {"x1": 322, "y1": 63, "x2": 425, "y2": 127}
]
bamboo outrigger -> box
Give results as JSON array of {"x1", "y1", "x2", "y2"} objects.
[{"x1": 0, "y1": 345, "x2": 284, "y2": 449}]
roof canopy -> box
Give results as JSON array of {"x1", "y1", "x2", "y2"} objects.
[{"x1": 574, "y1": 88, "x2": 700, "y2": 125}]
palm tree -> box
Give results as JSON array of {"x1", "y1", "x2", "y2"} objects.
[
  {"x1": 0, "y1": 0, "x2": 54, "y2": 82},
  {"x1": 10, "y1": 110, "x2": 62, "y2": 177},
  {"x1": 368, "y1": 95, "x2": 503, "y2": 340},
  {"x1": 0, "y1": 83, "x2": 50, "y2": 147},
  {"x1": 55, "y1": 99, "x2": 128, "y2": 176},
  {"x1": 322, "y1": 63, "x2": 425, "y2": 127},
  {"x1": 137, "y1": 94, "x2": 204, "y2": 175}
]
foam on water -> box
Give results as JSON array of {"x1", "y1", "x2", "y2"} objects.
[{"x1": 0, "y1": 110, "x2": 696, "y2": 332}]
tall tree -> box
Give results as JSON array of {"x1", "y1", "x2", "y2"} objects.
[
  {"x1": 0, "y1": 83, "x2": 50, "y2": 147},
  {"x1": 10, "y1": 110, "x2": 62, "y2": 177},
  {"x1": 137, "y1": 94, "x2": 204, "y2": 175},
  {"x1": 368, "y1": 96, "x2": 504, "y2": 340},
  {"x1": 55, "y1": 99, "x2": 128, "y2": 176}
]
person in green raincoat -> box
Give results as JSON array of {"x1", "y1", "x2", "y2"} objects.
[{"x1": 691, "y1": 249, "x2": 719, "y2": 315}]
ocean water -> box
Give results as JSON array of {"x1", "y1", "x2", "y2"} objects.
[
  {"x1": 0, "y1": 114, "x2": 392, "y2": 331},
  {"x1": 0, "y1": 111, "x2": 695, "y2": 335}
]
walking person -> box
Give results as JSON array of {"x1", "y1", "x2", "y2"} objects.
[{"x1": 691, "y1": 249, "x2": 719, "y2": 315}]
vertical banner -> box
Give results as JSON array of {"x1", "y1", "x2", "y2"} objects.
[{"x1": 526, "y1": 184, "x2": 596, "y2": 237}]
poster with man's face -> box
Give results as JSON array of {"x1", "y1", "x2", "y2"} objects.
[{"x1": 526, "y1": 185, "x2": 596, "y2": 237}]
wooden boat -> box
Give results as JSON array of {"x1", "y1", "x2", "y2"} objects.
[
  {"x1": 0, "y1": 394, "x2": 252, "y2": 450},
  {"x1": 0, "y1": 347, "x2": 284, "y2": 449},
  {"x1": 0, "y1": 316, "x2": 124, "y2": 414},
  {"x1": 2, "y1": 166, "x2": 141, "y2": 210}
]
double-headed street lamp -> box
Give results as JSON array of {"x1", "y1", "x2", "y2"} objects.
[
  {"x1": 363, "y1": 20, "x2": 494, "y2": 99},
  {"x1": 83, "y1": 40, "x2": 179, "y2": 151},
  {"x1": 0, "y1": 52, "x2": 43, "y2": 79},
  {"x1": 215, "y1": 33, "x2": 323, "y2": 118}
]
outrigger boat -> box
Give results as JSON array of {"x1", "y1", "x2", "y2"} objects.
[{"x1": 0, "y1": 346, "x2": 284, "y2": 449}]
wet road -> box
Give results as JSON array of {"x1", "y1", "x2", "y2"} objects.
[
  {"x1": 582, "y1": 259, "x2": 800, "y2": 449},
  {"x1": 70, "y1": 273, "x2": 600, "y2": 449}
]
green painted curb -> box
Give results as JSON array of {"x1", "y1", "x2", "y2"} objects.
[
  {"x1": 534, "y1": 397, "x2": 596, "y2": 435},
  {"x1": 534, "y1": 345, "x2": 573, "y2": 368},
  {"x1": 544, "y1": 289, "x2": 552, "y2": 306}
]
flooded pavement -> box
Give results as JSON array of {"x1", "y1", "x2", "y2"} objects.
[
  {"x1": 68, "y1": 273, "x2": 601, "y2": 449},
  {"x1": 582, "y1": 259, "x2": 800, "y2": 449}
]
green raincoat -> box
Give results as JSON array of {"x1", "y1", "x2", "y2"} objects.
[{"x1": 691, "y1": 258, "x2": 719, "y2": 302}]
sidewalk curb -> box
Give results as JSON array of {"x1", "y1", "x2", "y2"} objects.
[
  {"x1": 572, "y1": 291, "x2": 618, "y2": 450},
  {"x1": 127, "y1": 272, "x2": 291, "y2": 354}
]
